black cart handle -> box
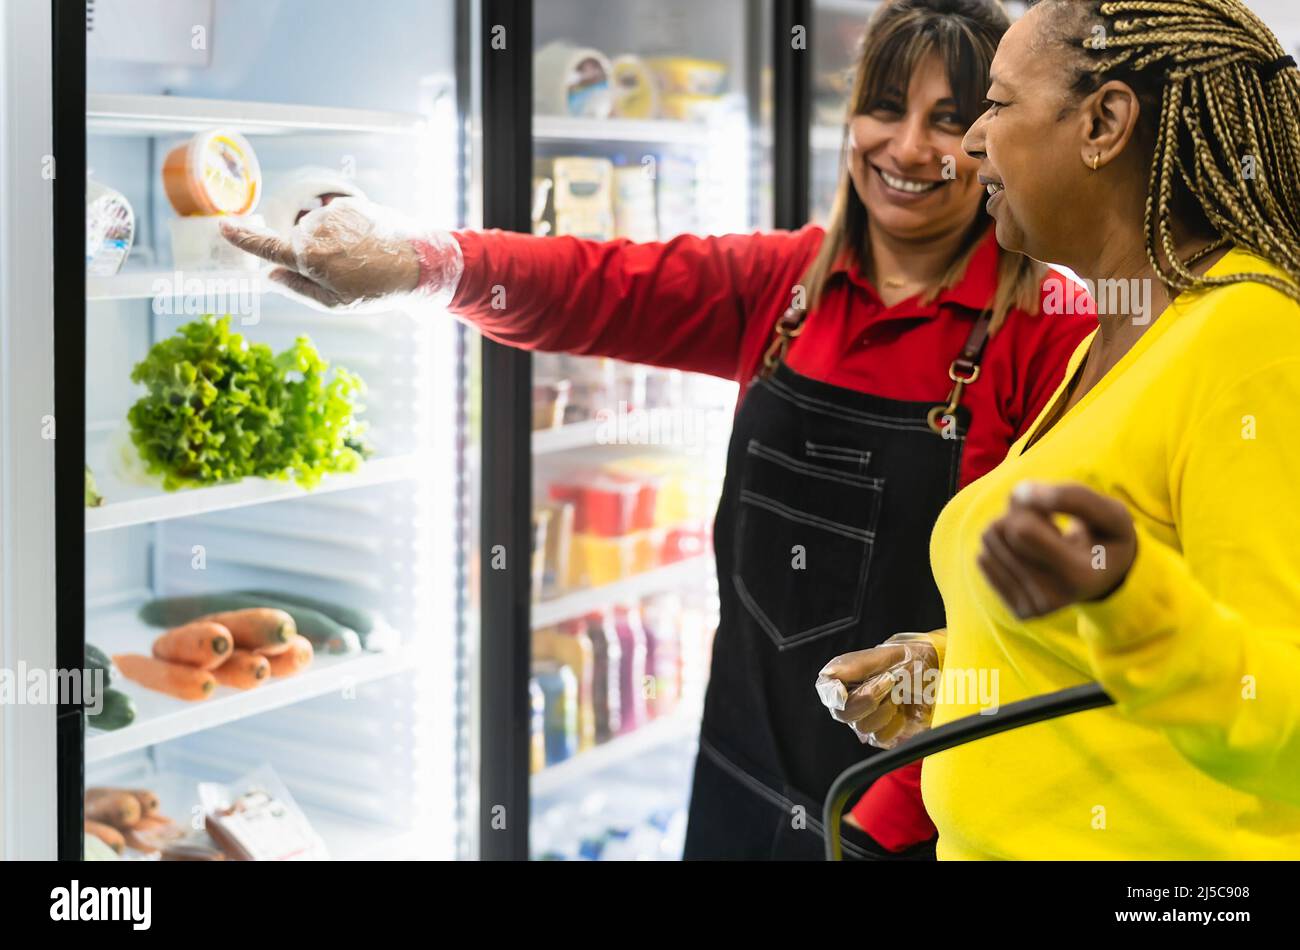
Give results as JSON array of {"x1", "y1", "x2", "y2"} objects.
[{"x1": 823, "y1": 682, "x2": 1115, "y2": 860}]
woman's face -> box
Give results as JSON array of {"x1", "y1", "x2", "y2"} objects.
[
  {"x1": 962, "y1": 10, "x2": 1092, "y2": 262},
  {"x1": 847, "y1": 52, "x2": 986, "y2": 245}
]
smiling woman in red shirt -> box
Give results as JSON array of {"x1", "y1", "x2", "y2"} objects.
[{"x1": 222, "y1": 0, "x2": 1093, "y2": 860}]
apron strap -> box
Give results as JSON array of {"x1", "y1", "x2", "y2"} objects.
[
  {"x1": 759, "y1": 302, "x2": 995, "y2": 435},
  {"x1": 760, "y1": 306, "x2": 807, "y2": 378},
  {"x1": 925, "y1": 307, "x2": 994, "y2": 434}
]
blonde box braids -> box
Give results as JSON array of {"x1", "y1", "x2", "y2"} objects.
[{"x1": 1039, "y1": 0, "x2": 1300, "y2": 303}]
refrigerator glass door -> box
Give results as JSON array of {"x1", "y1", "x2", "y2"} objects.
[
  {"x1": 527, "y1": 0, "x2": 770, "y2": 861},
  {"x1": 808, "y1": 0, "x2": 879, "y2": 226},
  {"x1": 82, "y1": 0, "x2": 470, "y2": 861}
]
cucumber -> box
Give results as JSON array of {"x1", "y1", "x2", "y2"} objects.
[
  {"x1": 138, "y1": 594, "x2": 260, "y2": 628},
  {"x1": 139, "y1": 593, "x2": 361, "y2": 655},
  {"x1": 237, "y1": 589, "x2": 375, "y2": 637},
  {"x1": 246, "y1": 595, "x2": 362, "y2": 655},
  {"x1": 88, "y1": 688, "x2": 136, "y2": 731},
  {"x1": 84, "y1": 642, "x2": 112, "y2": 688}
]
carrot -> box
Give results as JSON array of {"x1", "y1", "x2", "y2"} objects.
[
  {"x1": 200, "y1": 608, "x2": 295, "y2": 651},
  {"x1": 266, "y1": 635, "x2": 313, "y2": 677},
  {"x1": 85, "y1": 790, "x2": 141, "y2": 828},
  {"x1": 252, "y1": 639, "x2": 293, "y2": 657},
  {"x1": 84, "y1": 820, "x2": 125, "y2": 853},
  {"x1": 88, "y1": 786, "x2": 160, "y2": 817},
  {"x1": 153, "y1": 621, "x2": 233, "y2": 669},
  {"x1": 113, "y1": 653, "x2": 216, "y2": 701},
  {"x1": 212, "y1": 649, "x2": 270, "y2": 690}
]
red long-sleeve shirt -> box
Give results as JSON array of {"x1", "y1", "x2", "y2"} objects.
[{"x1": 442, "y1": 223, "x2": 1094, "y2": 851}]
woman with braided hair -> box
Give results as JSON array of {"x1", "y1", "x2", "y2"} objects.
[{"x1": 821, "y1": 0, "x2": 1300, "y2": 858}]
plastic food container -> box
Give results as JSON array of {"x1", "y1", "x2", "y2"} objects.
[
  {"x1": 533, "y1": 378, "x2": 571, "y2": 431},
  {"x1": 534, "y1": 42, "x2": 614, "y2": 118},
  {"x1": 606, "y1": 472, "x2": 657, "y2": 532},
  {"x1": 531, "y1": 508, "x2": 552, "y2": 602},
  {"x1": 663, "y1": 521, "x2": 711, "y2": 563},
  {"x1": 541, "y1": 501, "x2": 575, "y2": 598},
  {"x1": 170, "y1": 213, "x2": 265, "y2": 271},
  {"x1": 633, "y1": 527, "x2": 667, "y2": 573},
  {"x1": 567, "y1": 533, "x2": 638, "y2": 588},
  {"x1": 85, "y1": 179, "x2": 135, "y2": 276},
  {"x1": 645, "y1": 57, "x2": 728, "y2": 96},
  {"x1": 549, "y1": 473, "x2": 640, "y2": 536},
  {"x1": 162, "y1": 129, "x2": 262, "y2": 216},
  {"x1": 579, "y1": 475, "x2": 641, "y2": 536}
]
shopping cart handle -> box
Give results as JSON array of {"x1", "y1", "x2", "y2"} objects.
[{"x1": 823, "y1": 682, "x2": 1115, "y2": 860}]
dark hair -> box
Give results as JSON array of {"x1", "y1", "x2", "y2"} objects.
[
  {"x1": 1031, "y1": 0, "x2": 1300, "y2": 302},
  {"x1": 803, "y1": 0, "x2": 1044, "y2": 327}
]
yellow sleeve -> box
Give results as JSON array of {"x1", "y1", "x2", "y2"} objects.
[{"x1": 1076, "y1": 357, "x2": 1300, "y2": 806}]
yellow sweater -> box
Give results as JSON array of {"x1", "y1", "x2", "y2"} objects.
[{"x1": 922, "y1": 248, "x2": 1300, "y2": 859}]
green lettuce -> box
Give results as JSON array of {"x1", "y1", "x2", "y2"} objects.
[{"x1": 127, "y1": 315, "x2": 369, "y2": 491}]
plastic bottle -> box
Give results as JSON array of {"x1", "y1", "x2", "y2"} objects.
[
  {"x1": 529, "y1": 677, "x2": 546, "y2": 774},
  {"x1": 534, "y1": 622, "x2": 596, "y2": 751},
  {"x1": 641, "y1": 593, "x2": 682, "y2": 718},
  {"x1": 583, "y1": 609, "x2": 622, "y2": 742},
  {"x1": 613, "y1": 603, "x2": 648, "y2": 734},
  {"x1": 534, "y1": 660, "x2": 578, "y2": 765}
]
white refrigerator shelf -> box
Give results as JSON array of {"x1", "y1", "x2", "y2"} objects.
[
  {"x1": 531, "y1": 706, "x2": 702, "y2": 798},
  {"x1": 82, "y1": 768, "x2": 421, "y2": 861},
  {"x1": 531, "y1": 554, "x2": 714, "y2": 629},
  {"x1": 531, "y1": 419, "x2": 604, "y2": 454},
  {"x1": 534, "y1": 114, "x2": 733, "y2": 147},
  {"x1": 85, "y1": 454, "x2": 423, "y2": 533},
  {"x1": 86, "y1": 609, "x2": 414, "y2": 764},
  {"x1": 87, "y1": 269, "x2": 266, "y2": 302},
  {"x1": 87, "y1": 93, "x2": 429, "y2": 138}
]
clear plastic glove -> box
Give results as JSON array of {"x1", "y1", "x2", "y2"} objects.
[
  {"x1": 218, "y1": 196, "x2": 464, "y2": 313},
  {"x1": 815, "y1": 632, "x2": 939, "y2": 749}
]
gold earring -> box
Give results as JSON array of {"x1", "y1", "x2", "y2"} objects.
[{"x1": 1091, "y1": 153, "x2": 1101, "y2": 171}]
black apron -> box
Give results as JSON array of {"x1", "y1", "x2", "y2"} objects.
[{"x1": 682, "y1": 303, "x2": 992, "y2": 860}]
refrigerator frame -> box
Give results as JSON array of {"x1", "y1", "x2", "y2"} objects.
[
  {"x1": 476, "y1": 0, "x2": 534, "y2": 863},
  {"x1": 775, "y1": 0, "x2": 812, "y2": 229},
  {"x1": 25, "y1": 0, "x2": 817, "y2": 862},
  {"x1": 52, "y1": 0, "x2": 88, "y2": 863},
  {"x1": 475, "y1": 0, "x2": 815, "y2": 861}
]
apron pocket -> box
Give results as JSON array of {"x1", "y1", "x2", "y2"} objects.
[
  {"x1": 731, "y1": 487, "x2": 877, "y2": 650},
  {"x1": 804, "y1": 440, "x2": 873, "y2": 473}
]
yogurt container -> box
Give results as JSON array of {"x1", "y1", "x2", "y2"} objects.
[{"x1": 162, "y1": 129, "x2": 262, "y2": 216}]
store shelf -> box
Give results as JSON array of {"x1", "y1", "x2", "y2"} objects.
[
  {"x1": 86, "y1": 610, "x2": 413, "y2": 764},
  {"x1": 532, "y1": 554, "x2": 713, "y2": 629},
  {"x1": 535, "y1": 114, "x2": 729, "y2": 147},
  {"x1": 87, "y1": 268, "x2": 266, "y2": 302},
  {"x1": 531, "y1": 707, "x2": 701, "y2": 798},
  {"x1": 532, "y1": 419, "x2": 604, "y2": 455},
  {"x1": 87, "y1": 94, "x2": 428, "y2": 137},
  {"x1": 84, "y1": 768, "x2": 422, "y2": 860},
  {"x1": 85, "y1": 454, "x2": 422, "y2": 534}
]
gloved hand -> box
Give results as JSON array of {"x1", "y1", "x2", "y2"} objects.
[
  {"x1": 815, "y1": 632, "x2": 940, "y2": 749},
  {"x1": 219, "y1": 196, "x2": 464, "y2": 313}
]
